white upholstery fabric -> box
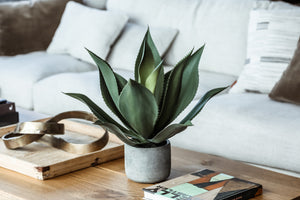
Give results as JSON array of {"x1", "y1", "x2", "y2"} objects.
[
  {"x1": 33, "y1": 69, "x2": 133, "y2": 116},
  {"x1": 107, "y1": 0, "x2": 253, "y2": 76},
  {"x1": 108, "y1": 23, "x2": 178, "y2": 71},
  {"x1": 230, "y1": 9, "x2": 300, "y2": 94},
  {"x1": 195, "y1": 70, "x2": 236, "y2": 99},
  {"x1": 32, "y1": 69, "x2": 234, "y2": 114},
  {"x1": 16, "y1": 107, "x2": 48, "y2": 122},
  {"x1": 171, "y1": 93, "x2": 300, "y2": 173},
  {"x1": 107, "y1": 0, "x2": 299, "y2": 76},
  {"x1": 47, "y1": 1, "x2": 128, "y2": 64},
  {"x1": 0, "y1": 51, "x2": 96, "y2": 109}
]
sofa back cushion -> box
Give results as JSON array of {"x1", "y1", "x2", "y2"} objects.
[
  {"x1": 107, "y1": 23, "x2": 178, "y2": 71},
  {"x1": 107, "y1": 0, "x2": 255, "y2": 76},
  {"x1": 47, "y1": 1, "x2": 129, "y2": 64},
  {"x1": 107, "y1": 0, "x2": 300, "y2": 76},
  {"x1": 0, "y1": 0, "x2": 80, "y2": 56}
]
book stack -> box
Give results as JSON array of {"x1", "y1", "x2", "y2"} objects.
[
  {"x1": 0, "y1": 99, "x2": 19, "y2": 127},
  {"x1": 143, "y1": 169, "x2": 262, "y2": 200}
]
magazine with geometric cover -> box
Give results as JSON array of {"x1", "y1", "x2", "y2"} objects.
[{"x1": 143, "y1": 169, "x2": 262, "y2": 200}]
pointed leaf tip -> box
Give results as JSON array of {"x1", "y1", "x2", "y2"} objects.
[
  {"x1": 135, "y1": 28, "x2": 162, "y2": 87},
  {"x1": 180, "y1": 86, "x2": 228, "y2": 124}
]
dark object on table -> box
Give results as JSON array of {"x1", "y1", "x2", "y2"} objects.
[
  {"x1": 0, "y1": 99, "x2": 7, "y2": 104},
  {"x1": 0, "y1": 101, "x2": 19, "y2": 127}
]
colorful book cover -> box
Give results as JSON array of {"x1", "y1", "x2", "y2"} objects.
[{"x1": 143, "y1": 169, "x2": 262, "y2": 200}]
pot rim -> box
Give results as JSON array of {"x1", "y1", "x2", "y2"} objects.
[{"x1": 125, "y1": 140, "x2": 170, "y2": 149}]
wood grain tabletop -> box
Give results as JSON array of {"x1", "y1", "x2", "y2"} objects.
[{"x1": 0, "y1": 147, "x2": 299, "y2": 200}]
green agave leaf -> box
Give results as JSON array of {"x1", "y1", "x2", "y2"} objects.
[
  {"x1": 145, "y1": 60, "x2": 163, "y2": 93},
  {"x1": 145, "y1": 60, "x2": 164, "y2": 103},
  {"x1": 134, "y1": 29, "x2": 161, "y2": 87},
  {"x1": 145, "y1": 28, "x2": 160, "y2": 63},
  {"x1": 64, "y1": 93, "x2": 127, "y2": 133},
  {"x1": 86, "y1": 48, "x2": 119, "y2": 105},
  {"x1": 86, "y1": 48, "x2": 136, "y2": 132},
  {"x1": 118, "y1": 79, "x2": 158, "y2": 139},
  {"x1": 180, "y1": 86, "x2": 228, "y2": 124},
  {"x1": 163, "y1": 70, "x2": 172, "y2": 87},
  {"x1": 159, "y1": 70, "x2": 172, "y2": 108},
  {"x1": 99, "y1": 69, "x2": 140, "y2": 133},
  {"x1": 155, "y1": 46, "x2": 204, "y2": 132},
  {"x1": 94, "y1": 121, "x2": 140, "y2": 147},
  {"x1": 114, "y1": 72, "x2": 127, "y2": 92},
  {"x1": 134, "y1": 39, "x2": 145, "y2": 81},
  {"x1": 173, "y1": 46, "x2": 204, "y2": 118},
  {"x1": 139, "y1": 43, "x2": 156, "y2": 85},
  {"x1": 149, "y1": 122, "x2": 192, "y2": 144},
  {"x1": 155, "y1": 49, "x2": 194, "y2": 131},
  {"x1": 183, "y1": 120, "x2": 193, "y2": 126}
]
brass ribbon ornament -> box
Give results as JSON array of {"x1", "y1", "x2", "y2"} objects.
[{"x1": 2, "y1": 111, "x2": 109, "y2": 154}]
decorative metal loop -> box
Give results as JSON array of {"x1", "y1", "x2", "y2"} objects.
[{"x1": 1, "y1": 111, "x2": 108, "y2": 154}]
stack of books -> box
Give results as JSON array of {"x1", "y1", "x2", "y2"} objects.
[
  {"x1": 143, "y1": 169, "x2": 262, "y2": 200},
  {"x1": 0, "y1": 99, "x2": 19, "y2": 127}
]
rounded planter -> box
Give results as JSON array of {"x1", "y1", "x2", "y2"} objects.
[{"x1": 124, "y1": 140, "x2": 171, "y2": 183}]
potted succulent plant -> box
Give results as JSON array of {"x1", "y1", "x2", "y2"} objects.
[{"x1": 65, "y1": 30, "x2": 227, "y2": 183}]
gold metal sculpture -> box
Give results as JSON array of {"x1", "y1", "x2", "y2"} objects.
[{"x1": 2, "y1": 111, "x2": 109, "y2": 154}]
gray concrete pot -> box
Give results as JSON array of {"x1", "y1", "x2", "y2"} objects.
[{"x1": 124, "y1": 140, "x2": 171, "y2": 183}]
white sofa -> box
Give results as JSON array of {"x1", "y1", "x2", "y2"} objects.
[{"x1": 1, "y1": 0, "x2": 300, "y2": 176}]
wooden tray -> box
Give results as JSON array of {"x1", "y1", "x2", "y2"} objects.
[{"x1": 0, "y1": 119, "x2": 124, "y2": 180}]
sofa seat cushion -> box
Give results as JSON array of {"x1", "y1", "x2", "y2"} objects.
[
  {"x1": 0, "y1": 51, "x2": 95, "y2": 109},
  {"x1": 164, "y1": 66, "x2": 236, "y2": 100},
  {"x1": 32, "y1": 69, "x2": 235, "y2": 115},
  {"x1": 171, "y1": 93, "x2": 300, "y2": 173},
  {"x1": 33, "y1": 70, "x2": 132, "y2": 117},
  {"x1": 195, "y1": 70, "x2": 236, "y2": 99}
]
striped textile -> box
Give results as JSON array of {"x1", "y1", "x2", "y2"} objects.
[{"x1": 230, "y1": 9, "x2": 300, "y2": 94}]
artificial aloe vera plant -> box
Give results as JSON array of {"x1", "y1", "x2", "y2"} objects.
[{"x1": 65, "y1": 29, "x2": 227, "y2": 148}]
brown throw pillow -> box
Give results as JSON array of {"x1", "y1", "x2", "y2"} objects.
[
  {"x1": 0, "y1": 0, "x2": 81, "y2": 56},
  {"x1": 269, "y1": 37, "x2": 300, "y2": 105}
]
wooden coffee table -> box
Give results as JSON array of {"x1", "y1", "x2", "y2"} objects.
[{"x1": 0, "y1": 147, "x2": 299, "y2": 200}]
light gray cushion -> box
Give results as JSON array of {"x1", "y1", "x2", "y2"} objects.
[
  {"x1": 195, "y1": 70, "x2": 236, "y2": 99},
  {"x1": 32, "y1": 69, "x2": 234, "y2": 115},
  {"x1": 0, "y1": 51, "x2": 96, "y2": 109},
  {"x1": 171, "y1": 93, "x2": 300, "y2": 173},
  {"x1": 107, "y1": 0, "x2": 254, "y2": 76},
  {"x1": 33, "y1": 69, "x2": 133, "y2": 116}
]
